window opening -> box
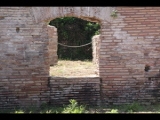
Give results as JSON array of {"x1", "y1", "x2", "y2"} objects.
[{"x1": 48, "y1": 17, "x2": 100, "y2": 77}]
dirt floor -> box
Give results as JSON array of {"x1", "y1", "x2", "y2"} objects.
[{"x1": 50, "y1": 60, "x2": 98, "y2": 77}]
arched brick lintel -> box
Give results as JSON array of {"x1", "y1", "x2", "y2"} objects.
[{"x1": 30, "y1": 7, "x2": 112, "y2": 24}]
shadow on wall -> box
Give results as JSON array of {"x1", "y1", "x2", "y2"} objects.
[
  {"x1": 48, "y1": 77, "x2": 101, "y2": 106},
  {"x1": 144, "y1": 70, "x2": 160, "y2": 104},
  {"x1": 0, "y1": 86, "x2": 20, "y2": 109}
]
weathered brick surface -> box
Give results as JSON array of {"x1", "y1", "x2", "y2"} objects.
[
  {"x1": 99, "y1": 7, "x2": 160, "y2": 105},
  {"x1": 0, "y1": 7, "x2": 50, "y2": 109},
  {"x1": 1, "y1": 7, "x2": 160, "y2": 109},
  {"x1": 92, "y1": 35, "x2": 100, "y2": 74},
  {"x1": 47, "y1": 25, "x2": 58, "y2": 66},
  {"x1": 49, "y1": 77, "x2": 101, "y2": 106}
]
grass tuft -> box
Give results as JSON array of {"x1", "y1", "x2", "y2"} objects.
[{"x1": 2, "y1": 100, "x2": 160, "y2": 113}]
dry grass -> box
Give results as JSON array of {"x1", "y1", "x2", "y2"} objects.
[{"x1": 50, "y1": 60, "x2": 98, "y2": 77}]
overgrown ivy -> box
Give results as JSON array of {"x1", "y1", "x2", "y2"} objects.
[{"x1": 49, "y1": 17, "x2": 100, "y2": 60}]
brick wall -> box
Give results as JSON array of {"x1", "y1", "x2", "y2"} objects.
[
  {"x1": 1, "y1": 7, "x2": 160, "y2": 109},
  {"x1": 99, "y1": 7, "x2": 160, "y2": 105},
  {"x1": 49, "y1": 77, "x2": 101, "y2": 106},
  {"x1": 0, "y1": 7, "x2": 50, "y2": 109}
]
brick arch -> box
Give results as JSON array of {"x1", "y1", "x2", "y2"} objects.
[
  {"x1": 30, "y1": 7, "x2": 113, "y2": 68},
  {"x1": 30, "y1": 7, "x2": 113, "y2": 77},
  {"x1": 30, "y1": 7, "x2": 112, "y2": 24},
  {"x1": 30, "y1": 7, "x2": 113, "y2": 72},
  {"x1": 47, "y1": 15, "x2": 102, "y2": 74}
]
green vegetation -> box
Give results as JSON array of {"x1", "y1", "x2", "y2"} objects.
[
  {"x1": 108, "y1": 109, "x2": 118, "y2": 113},
  {"x1": 124, "y1": 102, "x2": 142, "y2": 112},
  {"x1": 62, "y1": 99, "x2": 87, "y2": 113},
  {"x1": 1, "y1": 100, "x2": 160, "y2": 113},
  {"x1": 49, "y1": 17, "x2": 100, "y2": 60},
  {"x1": 15, "y1": 110, "x2": 24, "y2": 114}
]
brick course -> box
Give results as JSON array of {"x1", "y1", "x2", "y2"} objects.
[
  {"x1": 49, "y1": 77, "x2": 101, "y2": 106},
  {"x1": 99, "y1": 7, "x2": 160, "y2": 105}
]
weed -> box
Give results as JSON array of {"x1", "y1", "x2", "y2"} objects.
[
  {"x1": 62, "y1": 99, "x2": 87, "y2": 113},
  {"x1": 15, "y1": 110, "x2": 24, "y2": 114},
  {"x1": 125, "y1": 102, "x2": 141, "y2": 112},
  {"x1": 40, "y1": 107, "x2": 63, "y2": 114},
  {"x1": 40, "y1": 102, "x2": 48, "y2": 109},
  {"x1": 26, "y1": 107, "x2": 38, "y2": 113},
  {"x1": 2, "y1": 101, "x2": 160, "y2": 113},
  {"x1": 127, "y1": 109, "x2": 133, "y2": 113},
  {"x1": 108, "y1": 109, "x2": 118, "y2": 113},
  {"x1": 45, "y1": 110, "x2": 52, "y2": 114}
]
